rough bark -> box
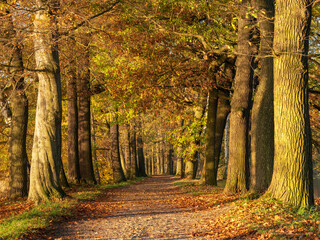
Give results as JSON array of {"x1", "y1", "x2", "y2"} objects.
[
  {"x1": 266, "y1": 0, "x2": 314, "y2": 208},
  {"x1": 28, "y1": 0, "x2": 65, "y2": 203},
  {"x1": 110, "y1": 123, "x2": 126, "y2": 183},
  {"x1": 203, "y1": 89, "x2": 219, "y2": 185},
  {"x1": 9, "y1": 90, "x2": 28, "y2": 198},
  {"x1": 8, "y1": 46, "x2": 29, "y2": 198},
  {"x1": 78, "y1": 36, "x2": 96, "y2": 184},
  {"x1": 67, "y1": 60, "x2": 80, "y2": 183},
  {"x1": 224, "y1": 0, "x2": 253, "y2": 193},
  {"x1": 250, "y1": 0, "x2": 275, "y2": 193}
]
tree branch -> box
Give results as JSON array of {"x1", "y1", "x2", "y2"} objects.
[{"x1": 59, "y1": 1, "x2": 120, "y2": 36}]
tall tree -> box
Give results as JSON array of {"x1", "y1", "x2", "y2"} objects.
[
  {"x1": 250, "y1": 0, "x2": 275, "y2": 193},
  {"x1": 28, "y1": 0, "x2": 65, "y2": 203},
  {"x1": 129, "y1": 121, "x2": 137, "y2": 178},
  {"x1": 224, "y1": 0, "x2": 253, "y2": 193},
  {"x1": 123, "y1": 124, "x2": 131, "y2": 179},
  {"x1": 7, "y1": 21, "x2": 29, "y2": 199},
  {"x1": 110, "y1": 118, "x2": 126, "y2": 183},
  {"x1": 202, "y1": 89, "x2": 219, "y2": 185},
  {"x1": 78, "y1": 35, "x2": 96, "y2": 184},
  {"x1": 0, "y1": 2, "x2": 30, "y2": 198},
  {"x1": 266, "y1": 0, "x2": 314, "y2": 208},
  {"x1": 67, "y1": 58, "x2": 81, "y2": 183},
  {"x1": 136, "y1": 118, "x2": 147, "y2": 177}
]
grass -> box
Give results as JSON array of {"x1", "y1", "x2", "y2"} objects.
[
  {"x1": 0, "y1": 200, "x2": 76, "y2": 239},
  {"x1": 0, "y1": 177, "x2": 147, "y2": 240}
]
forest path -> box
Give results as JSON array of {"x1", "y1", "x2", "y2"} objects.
[{"x1": 29, "y1": 176, "x2": 231, "y2": 239}]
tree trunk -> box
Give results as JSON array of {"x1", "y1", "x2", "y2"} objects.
[
  {"x1": 160, "y1": 143, "x2": 165, "y2": 174},
  {"x1": 185, "y1": 160, "x2": 196, "y2": 179},
  {"x1": 266, "y1": 0, "x2": 314, "y2": 208},
  {"x1": 91, "y1": 111, "x2": 100, "y2": 184},
  {"x1": 224, "y1": 0, "x2": 253, "y2": 194},
  {"x1": 67, "y1": 59, "x2": 80, "y2": 183},
  {"x1": 203, "y1": 89, "x2": 219, "y2": 185},
  {"x1": 28, "y1": 0, "x2": 65, "y2": 203},
  {"x1": 123, "y1": 124, "x2": 131, "y2": 179},
  {"x1": 250, "y1": 0, "x2": 275, "y2": 193},
  {"x1": 167, "y1": 144, "x2": 174, "y2": 175},
  {"x1": 151, "y1": 147, "x2": 155, "y2": 176},
  {"x1": 175, "y1": 145, "x2": 183, "y2": 177},
  {"x1": 136, "y1": 124, "x2": 147, "y2": 177},
  {"x1": 224, "y1": 114, "x2": 230, "y2": 179},
  {"x1": 78, "y1": 36, "x2": 96, "y2": 184},
  {"x1": 9, "y1": 90, "x2": 28, "y2": 198},
  {"x1": 110, "y1": 122, "x2": 126, "y2": 183},
  {"x1": 120, "y1": 146, "x2": 127, "y2": 178},
  {"x1": 129, "y1": 122, "x2": 137, "y2": 179},
  {"x1": 5, "y1": 10, "x2": 29, "y2": 198},
  {"x1": 213, "y1": 95, "x2": 230, "y2": 184}
]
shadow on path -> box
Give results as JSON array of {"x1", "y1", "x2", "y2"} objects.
[{"x1": 23, "y1": 175, "x2": 231, "y2": 240}]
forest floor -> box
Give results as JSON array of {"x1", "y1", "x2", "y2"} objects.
[{"x1": 1, "y1": 175, "x2": 320, "y2": 239}]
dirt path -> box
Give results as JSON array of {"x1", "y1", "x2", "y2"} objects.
[{"x1": 28, "y1": 176, "x2": 230, "y2": 239}]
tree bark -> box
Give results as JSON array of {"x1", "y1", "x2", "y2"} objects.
[
  {"x1": 78, "y1": 36, "x2": 96, "y2": 184},
  {"x1": 266, "y1": 0, "x2": 314, "y2": 208},
  {"x1": 167, "y1": 144, "x2": 174, "y2": 175},
  {"x1": 129, "y1": 121, "x2": 137, "y2": 179},
  {"x1": 213, "y1": 95, "x2": 231, "y2": 184},
  {"x1": 136, "y1": 120, "x2": 147, "y2": 177},
  {"x1": 67, "y1": 59, "x2": 80, "y2": 183},
  {"x1": 123, "y1": 124, "x2": 131, "y2": 179},
  {"x1": 203, "y1": 89, "x2": 219, "y2": 185},
  {"x1": 224, "y1": 0, "x2": 253, "y2": 193},
  {"x1": 110, "y1": 122, "x2": 126, "y2": 183},
  {"x1": 250, "y1": 0, "x2": 275, "y2": 193},
  {"x1": 28, "y1": 0, "x2": 65, "y2": 203},
  {"x1": 175, "y1": 146, "x2": 183, "y2": 177},
  {"x1": 8, "y1": 45, "x2": 29, "y2": 198},
  {"x1": 91, "y1": 111, "x2": 100, "y2": 184}
]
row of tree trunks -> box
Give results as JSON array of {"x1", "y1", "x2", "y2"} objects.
[{"x1": 223, "y1": 0, "x2": 314, "y2": 208}]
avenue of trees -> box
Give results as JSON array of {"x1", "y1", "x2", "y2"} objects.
[{"x1": 0, "y1": 0, "x2": 319, "y2": 209}]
